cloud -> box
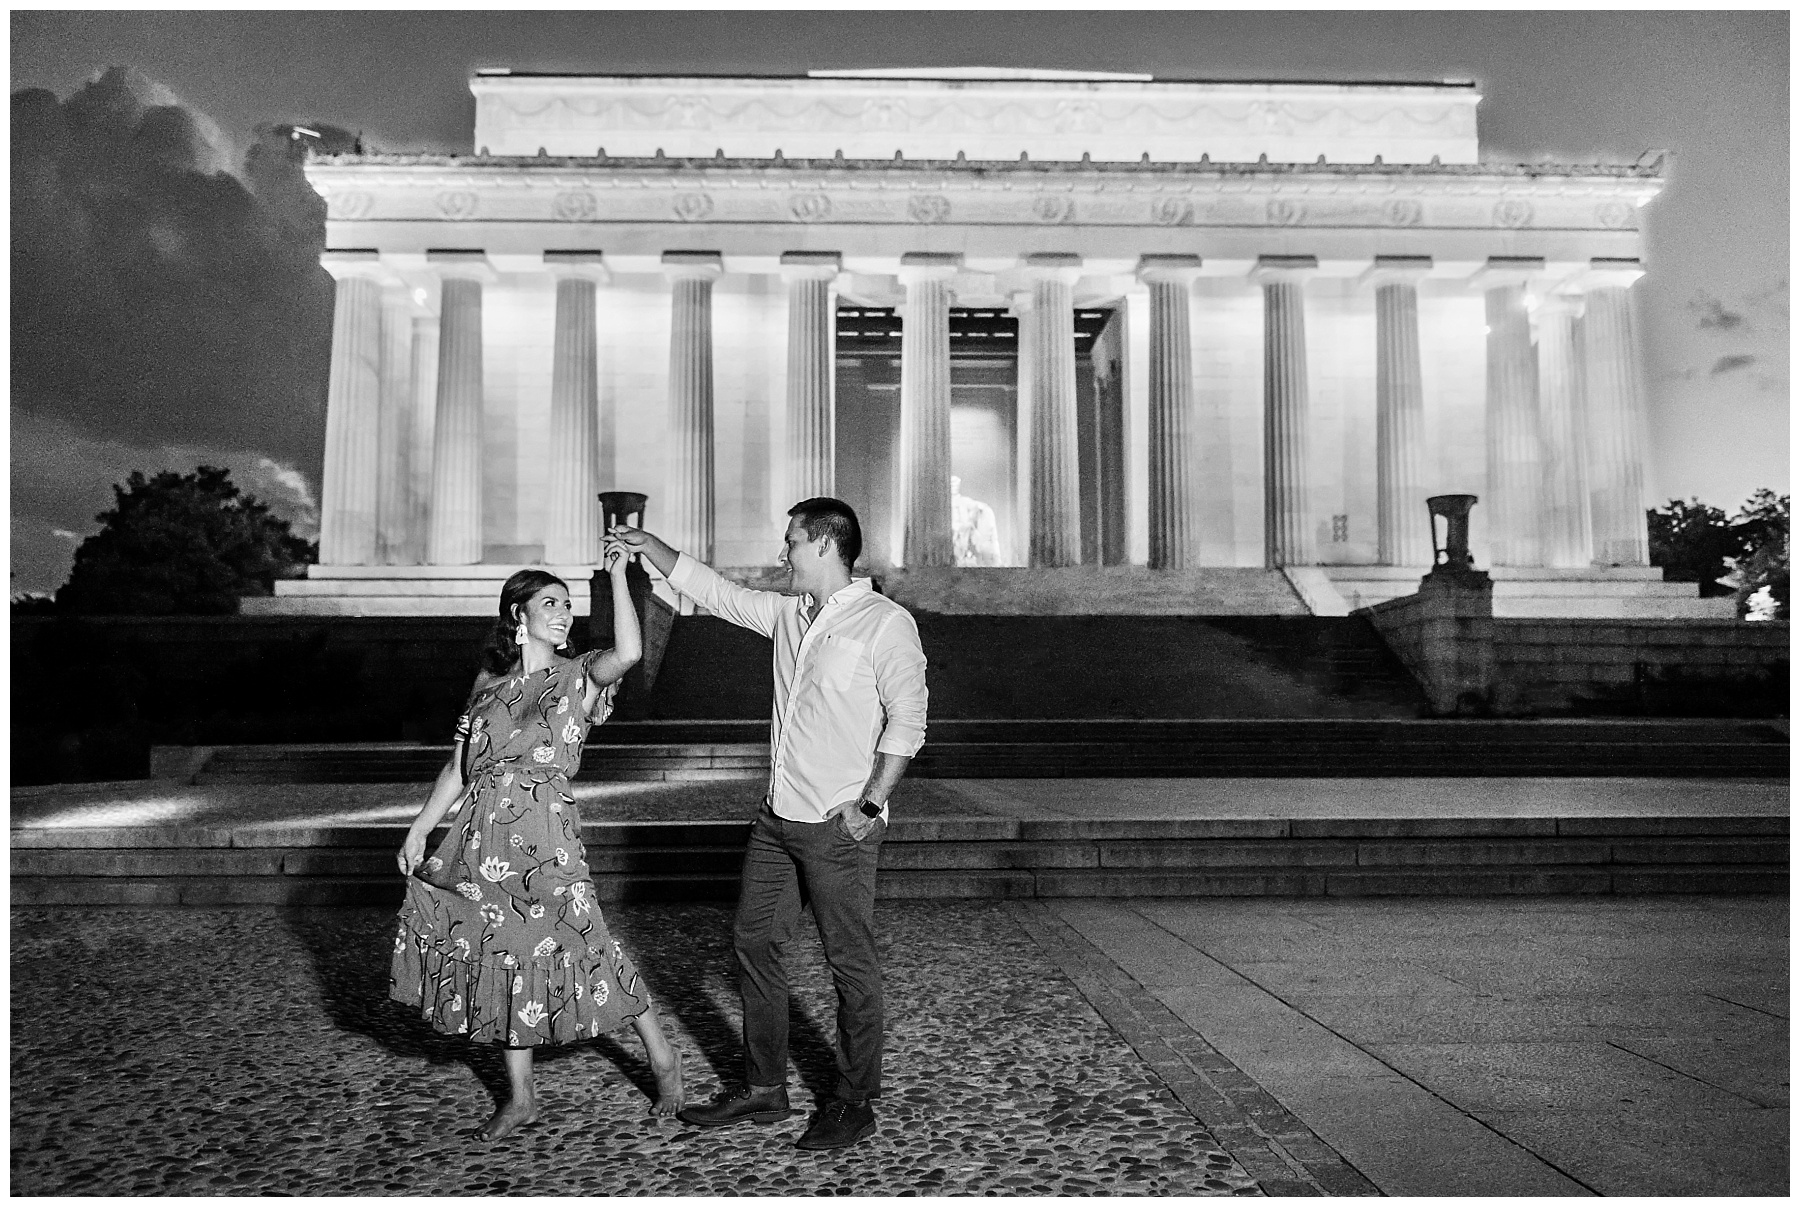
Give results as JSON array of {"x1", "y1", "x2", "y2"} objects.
[
  {"x1": 51, "y1": 529, "x2": 80, "y2": 541},
  {"x1": 1711, "y1": 354, "x2": 1757, "y2": 376},
  {"x1": 1688, "y1": 291, "x2": 1747, "y2": 332},
  {"x1": 11, "y1": 67, "x2": 334, "y2": 481}
]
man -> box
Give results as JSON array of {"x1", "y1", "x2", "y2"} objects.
[{"x1": 610, "y1": 498, "x2": 928, "y2": 1151}]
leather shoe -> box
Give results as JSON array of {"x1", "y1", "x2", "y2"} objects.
[
  {"x1": 794, "y1": 1098, "x2": 876, "y2": 1150},
  {"x1": 677, "y1": 1083, "x2": 791, "y2": 1128}
]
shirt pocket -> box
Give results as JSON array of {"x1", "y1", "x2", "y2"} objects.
[{"x1": 812, "y1": 634, "x2": 867, "y2": 692}]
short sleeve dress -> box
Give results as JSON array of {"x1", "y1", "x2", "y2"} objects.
[{"x1": 389, "y1": 650, "x2": 650, "y2": 1047}]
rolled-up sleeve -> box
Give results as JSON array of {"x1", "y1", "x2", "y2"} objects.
[
  {"x1": 666, "y1": 553, "x2": 786, "y2": 638},
  {"x1": 871, "y1": 610, "x2": 928, "y2": 758}
]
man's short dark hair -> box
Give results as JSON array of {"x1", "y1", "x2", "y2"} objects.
[{"x1": 788, "y1": 497, "x2": 862, "y2": 569}]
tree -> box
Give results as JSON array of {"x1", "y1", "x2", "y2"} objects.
[
  {"x1": 1724, "y1": 490, "x2": 1789, "y2": 621},
  {"x1": 1647, "y1": 497, "x2": 1741, "y2": 597},
  {"x1": 56, "y1": 466, "x2": 314, "y2": 615}
]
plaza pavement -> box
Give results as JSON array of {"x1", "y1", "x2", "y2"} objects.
[{"x1": 9, "y1": 774, "x2": 1790, "y2": 1195}]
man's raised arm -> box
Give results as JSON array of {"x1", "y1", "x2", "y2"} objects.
[{"x1": 609, "y1": 524, "x2": 786, "y2": 639}]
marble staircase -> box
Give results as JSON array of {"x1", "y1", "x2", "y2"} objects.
[{"x1": 1322, "y1": 565, "x2": 1736, "y2": 619}]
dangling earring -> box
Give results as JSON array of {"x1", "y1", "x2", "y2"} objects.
[{"x1": 515, "y1": 620, "x2": 529, "y2": 647}]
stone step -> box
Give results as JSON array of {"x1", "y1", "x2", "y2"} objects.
[
  {"x1": 13, "y1": 863, "x2": 1782, "y2": 906},
  {"x1": 185, "y1": 734, "x2": 1789, "y2": 783},
  {"x1": 23, "y1": 835, "x2": 1781, "y2": 880},
  {"x1": 13, "y1": 816, "x2": 1784, "y2": 905}
]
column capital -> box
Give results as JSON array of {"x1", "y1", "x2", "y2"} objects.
[
  {"x1": 1360, "y1": 254, "x2": 1433, "y2": 290},
  {"x1": 425, "y1": 250, "x2": 498, "y2": 283},
  {"x1": 322, "y1": 249, "x2": 403, "y2": 285},
  {"x1": 1250, "y1": 254, "x2": 1319, "y2": 285},
  {"x1": 1005, "y1": 288, "x2": 1035, "y2": 317},
  {"x1": 897, "y1": 252, "x2": 962, "y2": 285},
  {"x1": 1467, "y1": 255, "x2": 1545, "y2": 291},
  {"x1": 1559, "y1": 257, "x2": 1645, "y2": 293},
  {"x1": 1136, "y1": 254, "x2": 1203, "y2": 286},
  {"x1": 1532, "y1": 293, "x2": 1586, "y2": 321},
  {"x1": 661, "y1": 250, "x2": 724, "y2": 281},
  {"x1": 1020, "y1": 252, "x2": 1084, "y2": 286},
  {"x1": 779, "y1": 251, "x2": 843, "y2": 282},
  {"x1": 541, "y1": 250, "x2": 610, "y2": 283}
]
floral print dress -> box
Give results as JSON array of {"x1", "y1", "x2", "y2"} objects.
[{"x1": 390, "y1": 651, "x2": 650, "y2": 1047}]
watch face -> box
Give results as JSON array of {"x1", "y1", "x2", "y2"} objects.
[{"x1": 858, "y1": 800, "x2": 882, "y2": 817}]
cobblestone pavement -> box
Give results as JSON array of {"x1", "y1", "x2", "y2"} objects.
[{"x1": 11, "y1": 901, "x2": 1263, "y2": 1196}]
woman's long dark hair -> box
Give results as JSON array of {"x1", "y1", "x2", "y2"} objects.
[{"x1": 480, "y1": 569, "x2": 570, "y2": 675}]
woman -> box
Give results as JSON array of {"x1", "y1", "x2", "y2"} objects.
[{"x1": 390, "y1": 537, "x2": 682, "y2": 1140}]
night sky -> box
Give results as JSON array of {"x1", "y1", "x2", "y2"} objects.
[{"x1": 10, "y1": 10, "x2": 1788, "y2": 595}]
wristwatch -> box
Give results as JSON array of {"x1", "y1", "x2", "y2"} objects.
[{"x1": 857, "y1": 798, "x2": 883, "y2": 818}]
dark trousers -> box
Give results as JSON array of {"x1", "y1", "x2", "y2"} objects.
[{"x1": 734, "y1": 805, "x2": 886, "y2": 1102}]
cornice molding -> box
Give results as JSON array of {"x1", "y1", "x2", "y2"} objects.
[{"x1": 308, "y1": 155, "x2": 1660, "y2": 235}]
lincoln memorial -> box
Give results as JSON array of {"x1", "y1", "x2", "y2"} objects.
[{"x1": 257, "y1": 68, "x2": 1723, "y2": 619}]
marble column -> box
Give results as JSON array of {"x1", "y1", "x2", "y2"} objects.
[
  {"x1": 1572, "y1": 259, "x2": 1651, "y2": 565},
  {"x1": 1024, "y1": 253, "x2": 1083, "y2": 567},
  {"x1": 319, "y1": 252, "x2": 387, "y2": 565},
  {"x1": 781, "y1": 252, "x2": 841, "y2": 504},
  {"x1": 897, "y1": 253, "x2": 960, "y2": 567},
  {"x1": 424, "y1": 252, "x2": 493, "y2": 566},
  {"x1": 543, "y1": 252, "x2": 608, "y2": 566},
  {"x1": 1008, "y1": 288, "x2": 1036, "y2": 566},
  {"x1": 1137, "y1": 255, "x2": 1202, "y2": 569},
  {"x1": 1252, "y1": 255, "x2": 1318, "y2": 568},
  {"x1": 663, "y1": 252, "x2": 722, "y2": 563},
  {"x1": 405, "y1": 314, "x2": 438, "y2": 567},
  {"x1": 375, "y1": 287, "x2": 416, "y2": 565},
  {"x1": 1364, "y1": 256, "x2": 1434, "y2": 567},
  {"x1": 1534, "y1": 293, "x2": 1593, "y2": 568},
  {"x1": 1474, "y1": 257, "x2": 1546, "y2": 567}
]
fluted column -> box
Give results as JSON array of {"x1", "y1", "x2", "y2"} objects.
[
  {"x1": 424, "y1": 252, "x2": 494, "y2": 566},
  {"x1": 1024, "y1": 253, "x2": 1083, "y2": 567},
  {"x1": 662, "y1": 252, "x2": 723, "y2": 563},
  {"x1": 782, "y1": 252, "x2": 841, "y2": 503},
  {"x1": 1572, "y1": 259, "x2": 1651, "y2": 565},
  {"x1": 1137, "y1": 255, "x2": 1202, "y2": 569},
  {"x1": 1534, "y1": 293, "x2": 1593, "y2": 568},
  {"x1": 541, "y1": 253, "x2": 608, "y2": 566},
  {"x1": 1474, "y1": 257, "x2": 1546, "y2": 567},
  {"x1": 375, "y1": 287, "x2": 417, "y2": 565},
  {"x1": 404, "y1": 314, "x2": 437, "y2": 566},
  {"x1": 897, "y1": 253, "x2": 960, "y2": 567},
  {"x1": 1252, "y1": 256, "x2": 1317, "y2": 568},
  {"x1": 319, "y1": 253, "x2": 387, "y2": 565},
  {"x1": 1364, "y1": 256, "x2": 1434, "y2": 567},
  {"x1": 1008, "y1": 288, "x2": 1036, "y2": 566}
]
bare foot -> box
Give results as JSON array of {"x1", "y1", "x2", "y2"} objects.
[
  {"x1": 648, "y1": 1047, "x2": 684, "y2": 1117},
  {"x1": 474, "y1": 1097, "x2": 539, "y2": 1141}
]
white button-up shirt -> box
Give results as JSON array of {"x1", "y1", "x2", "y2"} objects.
[{"x1": 666, "y1": 554, "x2": 929, "y2": 824}]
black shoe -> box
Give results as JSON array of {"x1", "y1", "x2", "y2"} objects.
[
  {"x1": 794, "y1": 1098, "x2": 876, "y2": 1150},
  {"x1": 677, "y1": 1083, "x2": 792, "y2": 1128}
]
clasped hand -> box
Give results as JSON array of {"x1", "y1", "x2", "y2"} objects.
[{"x1": 601, "y1": 530, "x2": 632, "y2": 574}]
